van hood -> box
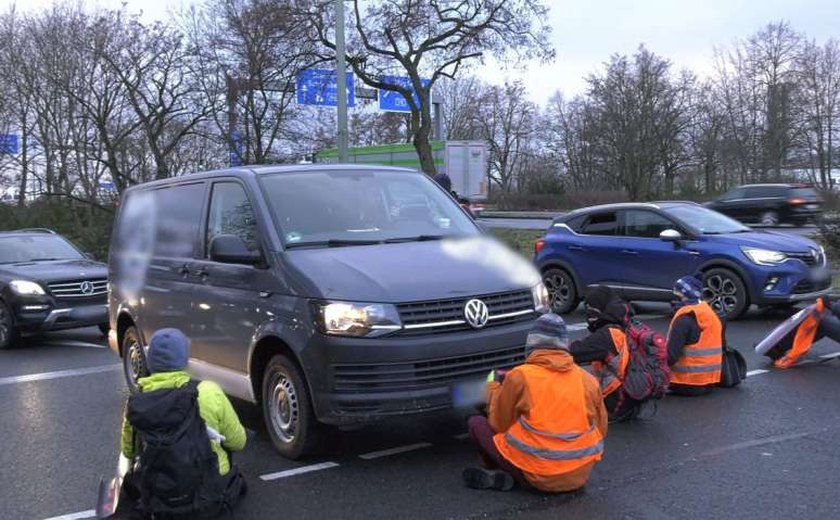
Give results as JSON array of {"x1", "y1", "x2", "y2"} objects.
[
  {"x1": 0, "y1": 259, "x2": 107, "y2": 283},
  {"x1": 283, "y1": 236, "x2": 541, "y2": 302},
  {"x1": 706, "y1": 230, "x2": 819, "y2": 253}
]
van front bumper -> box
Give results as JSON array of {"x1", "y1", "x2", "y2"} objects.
[{"x1": 304, "y1": 318, "x2": 536, "y2": 425}]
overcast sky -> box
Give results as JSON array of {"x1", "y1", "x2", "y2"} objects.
[{"x1": 4, "y1": 0, "x2": 839, "y2": 105}]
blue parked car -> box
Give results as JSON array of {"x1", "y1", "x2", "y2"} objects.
[{"x1": 535, "y1": 202, "x2": 832, "y2": 320}]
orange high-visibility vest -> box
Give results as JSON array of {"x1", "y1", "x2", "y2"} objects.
[
  {"x1": 589, "y1": 328, "x2": 630, "y2": 397},
  {"x1": 669, "y1": 302, "x2": 723, "y2": 386},
  {"x1": 494, "y1": 364, "x2": 604, "y2": 476},
  {"x1": 776, "y1": 298, "x2": 826, "y2": 369}
]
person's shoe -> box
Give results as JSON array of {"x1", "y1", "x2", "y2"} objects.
[{"x1": 462, "y1": 467, "x2": 515, "y2": 491}]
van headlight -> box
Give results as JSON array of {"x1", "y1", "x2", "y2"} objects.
[
  {"x1": 9, "y1": 280, "x2": 47, "y2": 296},
  {"x1": 532, "y1": 282, "x2": 550, "y2": 313},
  {"x1": 741, "y1": 247, "x2": 787, "y2": 266},
  {"x1": 313, "y1": 301, "x2": 403, "y2": 337}
]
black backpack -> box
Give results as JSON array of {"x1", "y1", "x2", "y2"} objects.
[{"x1": 127, "y1": 381, "x2": 227, "y2": 518}]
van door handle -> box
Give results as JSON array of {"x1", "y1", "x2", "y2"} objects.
[{"x1": 621, "y1": 250, "x2": 638, "y2": 256}]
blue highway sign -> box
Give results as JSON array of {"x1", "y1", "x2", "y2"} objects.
[
  {"x1": 378, "y1": 76, "x2": 430, "y2": 113},
  {"x1": 296, "y1": 69, "x2": 356, "y2": 108}
]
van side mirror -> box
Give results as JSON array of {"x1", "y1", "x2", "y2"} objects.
[
  {"x1": 209, "y1": 235, "x2": 261, "y2": 265},
  {"x1": 659, "y1": 229, "x2": 682, "y2": 243}
]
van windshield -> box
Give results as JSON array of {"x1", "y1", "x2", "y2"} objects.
[{"x1": 260, "y1": 170, "x2": 480, "y2": 247}]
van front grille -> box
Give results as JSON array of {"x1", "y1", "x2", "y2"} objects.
[
  {"x1": 331, "y1": 345, "x2": 527, "y2": 392},
  {"x1": 396, "y1": 290, "x2": 535, "y2": 334}
]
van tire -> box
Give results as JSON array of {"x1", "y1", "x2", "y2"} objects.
[
  {"x1": 122, "y1": 326, "x2": 148, "y2": 393},
  {"x1": 542, "y1": 268, "x2": 579, "y2": 314},
  {"x1": 0, "y1": 299, "x2": 21, "y2": 350},
  {"x1": 262, "y1": 354, "x2": 322, "y2": 460},
  {"x1": 702, "y1": 268, "x2": 749, "y2": 320}
]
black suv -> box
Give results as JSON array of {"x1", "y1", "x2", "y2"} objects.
[
  {"x1": 0, "y1": 229, "x2": 109, "y2": 349},
  {"x1": 706, "y1": 183, "x2": 823, "y2": 226}
]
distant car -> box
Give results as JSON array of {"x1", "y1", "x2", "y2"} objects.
[
  {"x1": 705, "y1": 183, "x2": 823, "y2": 226},
  {"x1": 535, "y1": 202, "x2": 832, "y2": 320},
  {"x1": 0, "y1": 229, "x2": 108, "y2": 349}
]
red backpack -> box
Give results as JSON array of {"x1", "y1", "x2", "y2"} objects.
[{"x1": 621, "y1": 318, "x2": 671, "y2": 401}]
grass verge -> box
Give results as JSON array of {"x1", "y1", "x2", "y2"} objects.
[{"x1": 489, "y1": 228, "x2": 545, "y2": 259}]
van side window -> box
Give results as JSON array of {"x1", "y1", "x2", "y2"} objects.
[
  {"x1": 581, "y1": 212, "x2": 619, "y2": 236},
  {"x1": 206, "y1": 182, "x2": 259, "y2": 255},
  {"x1": 153, "y1": 183, "x2": 204, "y2": 258}
]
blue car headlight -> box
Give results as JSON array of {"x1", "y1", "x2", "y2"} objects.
[{"x1": 741, "y1": 247, "x2": 787, "y2": 266}]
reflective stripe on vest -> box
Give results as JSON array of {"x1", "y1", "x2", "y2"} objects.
[
  {"x1": 670, "y1": 302, "x2": 723, "y2": 386},
  {"x1": 504, "y1": 432, "x2": 604, "y2": 460},
  {"x1": 589, "y1": 327, "x2": 630, "y2": 397},
  {"x1": 493, "y1": 363, "x2": 604, "y2": 476}
]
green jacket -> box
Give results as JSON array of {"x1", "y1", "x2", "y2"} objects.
[{"x1": 121, "y1": 371, "x2": 247, "y2": 475}]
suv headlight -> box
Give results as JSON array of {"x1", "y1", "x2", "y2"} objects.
[
  {"x1": 313, "y1": 301, "x2": 402, "y2": 337},
  {"x1": 741, "y1": 247, "x2": 787, "y2": 266},
  {"x1": 532, "y1": 282, "x2": 550, "y2": 313},
  {"x1": 9, "y1": 280, "x2": 46, "y2": 296}
]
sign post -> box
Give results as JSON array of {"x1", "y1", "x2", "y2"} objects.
[{"x1": 335, "y1": 0, "x2": 349, "y2": 163}]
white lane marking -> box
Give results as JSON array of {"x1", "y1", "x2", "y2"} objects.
[
  {"x1": 358, "y1": 442, "x2": 433, "y2": 460},
  {"x1": 260, "y1": 461, "x2": 339, "y2": 481},
  {"x1": 452, "y1": 433, "x2": 470, "y2": 440},
  {"x1": 43, "y1": 340, "x2": 107, "y2": 349},
  {"x1": 0, "y1": 364, "x2": 121, "y2": 386},
  {"x1": 747, "y1": 369, "x2": 769, "y2": 377},
  {"x1": 819, "y1": 352, "x2": 840, "y2": 360},
  {"x1": 43, "y1": 510, "x2": 96, "y2": 520}
]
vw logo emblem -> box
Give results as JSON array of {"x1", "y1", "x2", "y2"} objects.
[
  {"x1": 464, "y1": 299, "x2": 489, "y2": 329},
  {"x1": 79, "y1": 281, "x2": 95, "y2": 295}
]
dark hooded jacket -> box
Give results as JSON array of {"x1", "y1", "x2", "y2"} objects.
[{"x1": 569, "y1": 298, "x2": 631, "y2": 365}]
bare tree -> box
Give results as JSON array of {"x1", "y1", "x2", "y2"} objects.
[
  {"x1": 439, "y1": 76, "x2": 486, "y2": 141},
  {"x1": 307, "y1": 0, "x2": 554, "y2": 175},
  {"x1": 795, "y1": 38, "x2": 840, "y2": 189},
  {"x1": 182, "y1": 0, "x2": 320, "y2": 165},
  {"x1": 478, "y1": 81, "x2": 538, "y2": 194}
]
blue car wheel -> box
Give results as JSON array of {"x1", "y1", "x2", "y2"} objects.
[{"x1": 543, "y1": 268, "x2": 578, "y2": 315}]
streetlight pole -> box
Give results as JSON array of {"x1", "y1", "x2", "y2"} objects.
[{"x1": 335, "y1": 0, "x2": 349, "y2": 163}]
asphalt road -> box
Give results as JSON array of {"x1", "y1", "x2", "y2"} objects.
[
  {"x1": 479, "y1": 216, "x2": 819, "y2": 237},
  {"x1": 3, "y1": 305, "x2": 840, "y2": 520}
]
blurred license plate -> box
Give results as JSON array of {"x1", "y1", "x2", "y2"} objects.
[{"x1": 451, "y1": 378, "x2": 486, "y2": 408}]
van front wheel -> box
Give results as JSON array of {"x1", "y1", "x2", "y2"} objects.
[{"x1": 262, "y1": 354, "x2": 322, "y2": 460}]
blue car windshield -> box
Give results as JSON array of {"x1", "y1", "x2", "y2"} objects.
[
  {"x1": 259, "y1": 170, "x2": 479, "y2": 246},
  {"x1": 663, "y1": 204, "x2": 750, "y2": 234}
]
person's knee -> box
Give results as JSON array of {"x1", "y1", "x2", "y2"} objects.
[{"x1": 467, "y1": 415, "x2": 489, "y2": 433}]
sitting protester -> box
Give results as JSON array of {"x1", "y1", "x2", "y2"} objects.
[
  {"x1": 568, "y1": 286, "x2": 639, "y2": 421},
  {"x1": 768, "y1": 297, "x2": 840, "y2": 368},
  {"x1": 667, "y1": 275, "x2": 723, "y2": 395},
  {"x1": 463, "y1": 314, "x2": 607, "y2": 493},
  {"x1": 121, "y1": 328, "x2": 247, "y2": 519}
]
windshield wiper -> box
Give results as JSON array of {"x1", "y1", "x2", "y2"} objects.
[
  {"x1": 285, "y1": 239, "x2": 383, "y2": 249},
  {"x1": 25, "y1": 257, "x2": 63, "y2": 261},
  {"x1": 383, "y1": 235, "x2": 447, "y2": 244}
]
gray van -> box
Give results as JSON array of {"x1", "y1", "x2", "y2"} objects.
[{"x1": 108, "y1": 165, "x2": 548, "y2": 459}]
